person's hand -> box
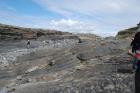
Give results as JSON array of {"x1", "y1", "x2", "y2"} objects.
[
  {"x1": 128, "y1": 50, "x2": 132, "y2": 55},
  {"x1": 131, "y1": 38, "x2": 134, "y2": 41}
]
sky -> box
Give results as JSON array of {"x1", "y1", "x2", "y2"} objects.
[{"x1": 0, "y1": 0, "x2": 140, "y2": 36}]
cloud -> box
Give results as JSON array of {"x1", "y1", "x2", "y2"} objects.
[
  {"x1": 32, "y1": 0, "x2": 140, "y2": 16},
  {"x1": 49, "y1": 19, "x2": 96, "y2": 33},
  {"x1": 31, "y1": 0, "x2": 140, "y2": 36}
]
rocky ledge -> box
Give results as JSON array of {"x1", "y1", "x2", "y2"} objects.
[{"x1": 0, "y1": 24, "x2": 71, "y2": 40}]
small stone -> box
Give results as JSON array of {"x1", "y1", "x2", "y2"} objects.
[
  {"x1": 26, "y1": 66, "x2": 39, "y2": 73},
  {"x1": 104, "y1": 85, "x2": 115, "y2": 90},
  {"x1": 7, "y1": 88, "x2": 16, "y2": 93},
  {"x1": 91, "y1": 86, "x2": 94, "y2": 89},
  {"x1": 16, "y1": 75, "x2": 22, "y2": 80}
]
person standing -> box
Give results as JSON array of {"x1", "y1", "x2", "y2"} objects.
[
  {"x1": 128, "y1": 32, "x2": 140, "y2": 93},
  {"x1": 27, "y1": 40, "x2": 30, "y2": 48}
]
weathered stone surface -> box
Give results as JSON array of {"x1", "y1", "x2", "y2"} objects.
[
  {"x1": 0, "y1": 23, "x2": 137, "y2": 93},
  {"x1": 0, "y1": 24, "x2": 71, "y2": 40}
]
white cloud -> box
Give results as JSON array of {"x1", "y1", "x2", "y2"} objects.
[
  {"x1": 48, "y1": 19, "x2": 117, "y2": 37},
  {"x1": 51, "y1": 19, "x2": 80, "y2": 26},
  {"x1": 32, "y1": 0, "x2": 140, "y2": 15},
  {"x1": 31, "y1": 0, "x2": 140, "y2": 36},
  {"x1": 49, "y1": 19, "x2": 96, "y2": 33}
]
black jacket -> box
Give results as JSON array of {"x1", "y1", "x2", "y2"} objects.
[{"x1": 131, "y1": 38, "x2": 140, "y2": 53}]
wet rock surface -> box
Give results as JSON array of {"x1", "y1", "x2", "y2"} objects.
[{"x1": 0, "y1": 28, "x2": 135, "y2": 93}]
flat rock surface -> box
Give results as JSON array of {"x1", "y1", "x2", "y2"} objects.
[{"x1": 0, "y1": 34, "x2": 135, "y2": 93}]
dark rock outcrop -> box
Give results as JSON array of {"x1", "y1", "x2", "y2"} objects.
[
  {"x1": 116, "y1": 23, "x2": 140, "y2": 39},
  {"x1": 0, "y1": 24, "x2": 71, "y2": 40}
]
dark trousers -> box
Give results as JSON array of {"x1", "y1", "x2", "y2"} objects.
[{"x1": 135, "y1": 69, "x2": 140, "y2": 93}]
